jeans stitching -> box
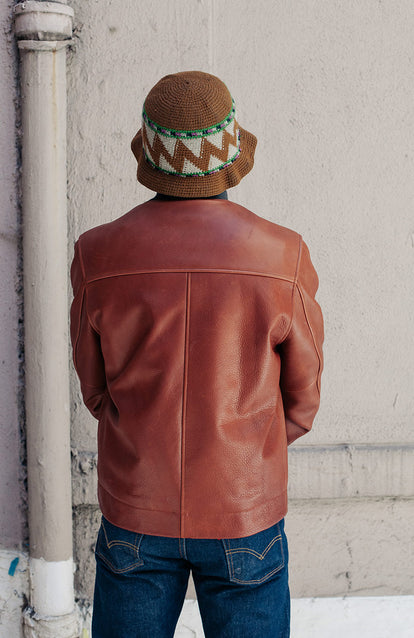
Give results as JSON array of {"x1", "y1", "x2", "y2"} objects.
[
  {"x1": 97, "y1": 519, "x2": 144, "y2": 573},
  {"x1": 230, "y1": 561, "x2": 285, "y2": 585},
  {"x1": 178, "y1": 537, "x2": 189, "y2": 560},
  {"x1": 224, "y1": 534, "x2": 282, "y2": 560},
  {"x1": 101, "y1": 518, "x2": 141, "y2": 552},
  {"x1": 222, "y1": 527, "x2": 285, "y2": 585},
  {"x1": 96, "y1": 550, "x2": 144, "y2": 574},
  {"x1": 221, "y1": 539, "x2": 234, "y2": 579}
]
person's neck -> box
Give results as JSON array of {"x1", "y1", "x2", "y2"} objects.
[{"x1": 153, "y1": 191, "x2": 228, "y2": 202}]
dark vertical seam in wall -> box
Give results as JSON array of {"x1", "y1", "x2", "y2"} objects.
[{"x1": 180, "y1": 273, "x2": 191, "y2": 537}]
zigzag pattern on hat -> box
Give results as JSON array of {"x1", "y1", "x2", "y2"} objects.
[{"x1": 142, "y1": 116, "x2": 241, "y2": 177}]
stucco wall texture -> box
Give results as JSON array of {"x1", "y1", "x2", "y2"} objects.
[
  {"x1": 67, "y1": 0, "x2": 414, "y2": 599},
  {"x1": 68, "y1": 0, "x2": 414, "y2": 444}
]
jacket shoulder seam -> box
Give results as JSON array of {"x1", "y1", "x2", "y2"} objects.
[{"x1": 83, "y1": 269, "x2": 296, "y2": 285}]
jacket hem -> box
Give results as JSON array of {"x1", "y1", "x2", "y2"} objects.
[{"x1": 98, "y1": 482, "x2": 288, "y2": 539}]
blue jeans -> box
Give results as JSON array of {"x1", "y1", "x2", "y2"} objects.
[{"x1": 92, "y1": 515, "x2": 290, "y2": 638}]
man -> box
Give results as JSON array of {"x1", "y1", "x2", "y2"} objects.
[{"x1": 70, "y1": 71, "x2": 324, "y2": 638}]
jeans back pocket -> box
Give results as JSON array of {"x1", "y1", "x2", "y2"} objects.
[
  {"x1": 95, "y1": 516, "x2": 144, "y2": 574},
  {"x1": 221, "y1": 520, "x2": 286, "y2": 585}
]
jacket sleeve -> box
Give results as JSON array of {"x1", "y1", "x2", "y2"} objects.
[
  {"x1": 70, "y1": 240, "x2": 107, "y2": 420},
  {"x1": 279, "y1": 238, "x2": 324, "y2": 444}
]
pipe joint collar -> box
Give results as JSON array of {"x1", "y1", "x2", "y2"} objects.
[
  {"x1": 22, "y1": 606, "x2": 81, "y2": 638},
  {"x1": 14, "y1": 2, "x2": 74, "y2": 42}
]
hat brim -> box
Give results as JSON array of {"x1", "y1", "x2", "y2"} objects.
[{"x1": 131, "y1": 126, "x2": 257, "y2": 198}]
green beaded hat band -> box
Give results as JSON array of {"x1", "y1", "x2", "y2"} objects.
[
  {"x1": 131, "y1": 71, "x2": 257, "y2": 198},
  {"x1": 142, "y1": 99, "x2": 241, "y2": 178}
]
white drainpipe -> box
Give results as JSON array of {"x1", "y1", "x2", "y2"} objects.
[{"x1": 14, "y1": 3, "x2": 80, "y2": 637}]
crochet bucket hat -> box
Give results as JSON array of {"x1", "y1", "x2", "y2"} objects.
[{"x1": 131, "y1": 71, "x2": 257, "y2": 198}]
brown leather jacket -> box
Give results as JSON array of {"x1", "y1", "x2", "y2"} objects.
[{"x1": 70, "y1": 198, "x2": 324, "y2": 538}]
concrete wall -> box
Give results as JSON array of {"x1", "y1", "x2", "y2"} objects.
[{"x1": 67, "y1": 0, "x2": 414, "y2": 602}]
